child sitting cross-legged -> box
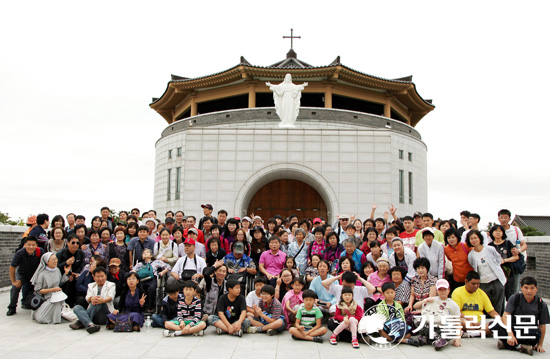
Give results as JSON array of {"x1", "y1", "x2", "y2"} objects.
[
  {"x1": 289, "y1": 289, "x2": 327, "y2": 343},
  {"x1": 282, "y1": 277, "x2": 305, "y2": 328},
  {"x1": 209, "y1": 279, "x2": 249, "y2": 337},
  {"x1": 163, "y1": 280, "x2": 207, "y2": 337},
  {"x1": 329, "y1": 286, "x2": 364, "y2": 348},
  {"x1": 247, "y1": 285, "x2": 286, "y2": 335},
  {"x1": 246, "y1": 277, "x2": 267, "y2": 315},
  {"x1": 151, "y1": 279, "x2": 180, "y2": 328}
]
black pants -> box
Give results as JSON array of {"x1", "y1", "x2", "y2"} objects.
[
  {"x1": 496, "y1": 322, "x2": 540, "y2": 349},
  {"x1": 141, "y1": 277, "x2": 157, "y2": 310}
]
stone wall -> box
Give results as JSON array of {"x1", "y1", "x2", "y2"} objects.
[
  {"x1": 0, "y1": 225, "x2": 27, "y2": 287},
  {"x1": 524, "y1": 236, "x2": 550, "y2": 298}
]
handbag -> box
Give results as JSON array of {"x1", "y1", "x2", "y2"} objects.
[
  {"x1": 180, "y1": 256, "x2": 198, "y2": 281},
  {"x1": 512, "y1": 253, "x2": 526, "y2": 274},
  {"x1": 28, "y1": 291, "x2": 45, "y2": 310},
  {"x1": 136, "y1": 263, "x2": 154, "y2": 280},
  {"x1": 114, "y1": 314, "x2": 133, "y2": 332},
  {"x1": 61, "y1": 303, "x2": 77, "y2": 321}
]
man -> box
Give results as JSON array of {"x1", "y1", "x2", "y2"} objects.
[
  {"x1": 496, "y1": 276, "x2": 548, "y2": 354},
  {"x1": 498, "y1": 209, "x2": 527, "y2": 293},
  {"x1": 460, "y1": 213, "x2": 489, "y2": 244},
  {"x1": 185, "y1": 228, "x2": 206, "y2": 259},
  {"x1": 174, "y1": 210, "x2": 185, "y2": 227},
  {"x1": 198, "y1": 204, "x2": 218, "y2": 231},
  {"x1": 400, "y1": 216, "x2": 419, "y2": 252},
  {"x1": 165, "y1": 217, "x2": 175, "y2": 234},
  {"x1": 259, "y1": 237, "x2": 286, "y2": 286},
  {"x1": 28, "y1": 213, "x2": 49, "y2": 249},
  {"x1": 131, "y1": 208, "x2": 141, "y2": 223},
  {"x1": 171, "y1": 238, "x2": 207, "y2": 283},
  {"x1": 413, "y1": 211, "x2": 423, "y2": 229},
  {"x1": 217, "y1": 210, "x2": 228, "y2": 230},
  {"x1": 70, "y1": 266, "x2": 116, "y2": 334},
  {"x1": 7, "y1": 236, "x2": 43, "y2": 316},
  {"x1": 224, "y1": 242, "x2": 257, "y2": 277},
  {"x1": 66, "y1": 213, "x2": 76, "y2": 233},
  {"x1": 100, "y1": 206, "x2": 113, "y2": 229},
  {"x1": 202, "y1": 217, "x2": 214, "y2": 242},
  {"x1": 22, "y1": 215, "x2": 37, "y2": 238},
  {"x1": 165, "y1": 210, "x2": 174, "y2": 219},
  {"x1": 414, "y1": 213, "x2": 444, "y2": 247},
  {"x1": 288, "y1": 214, "x2": 299, "y2": 225},
  {"x1": 417, "y1": 228, "x2": 445, "y2": 279},
  {"x1": 148, "y1": 209, "x2": 157, "y2": 219},
  {"x1": 457, "y1": 210, "x2": 471, "y2": 237},
  {"x1": 183, "y1": 216, "x2": 205, "y2": 244},
  {"x1": 75, "y1": 215, "x2": 86, "y2": 225},
  {"x1": 57, "y1": 233, "x2": 86, "y2": 307},
  {"x1": 333, "y1": 214, "x2": 351, "y2": 242},
  {"x1": 127, "y1": 225, "x2": 155, "y2": 269},
  {"x1": 389, "y1": 237, "x2": 416, "y2": 280}
]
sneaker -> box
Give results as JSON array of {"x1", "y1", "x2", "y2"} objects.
[
  {"x1": 6, "y1": 309, "x2": 16, "y2": 316},
  {"x1": 418, "y1": 335, "x2": 428, "y2": 346},
  {"x1": 246, "y1": 326, "x2": 261, "y2": 334},
  {"x1": 232, "y1": 329, "x2": 242, "y2": 337},
  {"x1": 164, "y1": 330, "x2": 176, "y2": 337},
  {"x1": 69, "y1": 321, "x2": 85, "y2": 330},
  {"x1": 518, "y1": 345, "x2": 533, "y2": 356},
  {"x1": 86, "y1": 324, "x2": 100, "y2": 334},
  {"x1": 329, "y1": 334, "x2": 338, "y2": 345},
  {"x1": 408, "y1": 338, "x2": 420, "y2": 347},
  {"x1": 291, "y1": 335, "x2": 300, "y2": 341},
  {"x1": 216, "y1": 328, "x2": 224, "y2": 335},
  {"x1": 313, "y1": 336, "x2": 324, "y2": 344},
  {"x1": 433, "y1": 338, "x2": 449, "y2": 351},
  {"x1": 193, "y1": 329, "x2": 205, "y2": 337},
  {"x1": 497, "y1": 340, "x2": 505, "y2": 350},
  {"x1": 266, "y1": 329, "x2": 277, "y2": 336},
  {"x1": 351, "y1": 339, "x2": 360, "y2": 349}
]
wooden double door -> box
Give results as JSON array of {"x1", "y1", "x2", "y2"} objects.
[{"x1": 247, "y1": 179, "x2": 328, "y2": 221}]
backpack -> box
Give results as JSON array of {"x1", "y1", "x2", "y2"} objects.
[
  {"x1": 510, "y1": 227, "x2": 526, "y2": 274},
  {"x1": 513, "y1": 293, "x2": 543, "y2": 325}
]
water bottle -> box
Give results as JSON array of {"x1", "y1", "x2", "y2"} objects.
[
  {"x1": 145, "y1": 316, "x2": 152, "y2": 332},
  {"x1": 516, "y1": 239, "x2": 521, "y2": 249}
]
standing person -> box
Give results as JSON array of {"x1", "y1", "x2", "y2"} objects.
[
  {"x1": 109, "y1": 226, "x2": 130, "y2": 272},
  {"x1": 29, "y1": 213, "x2": 50, "y2": 249},
  {"x1": 488, "y1": 225, "x2": 518, "y2": 300},
  {"x1": 400, "y1": 216, "x2": 419, "y2": 252},
  {"x1": 289, "y1": 289, "x2": 326, "y2": 343},
  {"x1": 217, "y1": 210, "x2": 228, "y2": 231},
  {"x1": 174, "y1": 211, "x2": 185, "y2": 228},
  {"x1": 414, "y1": 213, "x2": 444, "y2": 248},
  {"x1": 23, "y1": 215, "x2": 37, "y2": 238},
  {"x1": 7, "y1": 236, "x2": 43, "y2": 316},
  {"x1": 250, "y1": 226, "x2": 267, "y2": 266},
  {"x1": 444, "y1": 228, "x2": 473, "y2": 293},
  {"x1": 65, "y1": 213, "x2": 76, "y2": 233},
  {"x1": 417, "y1": 228, "x2": 445, "y2": 279},
  {"x1": 184, "y1": 216, "x2": 205, "y2": 244},
  {"x1": 324, "y1": 232, "x2": 344, "y2": 270},
  {"x1": 289, "y1": 228, "x2": 309, "y2": 275},
  {"x1": 221, "y1": 218, "x2": 240, "y2": 246},
  {"x1": 497, "y1": 209, "x2": 527, "y2": 293},
  {"x1": 46, "y1": 227, "x2": 66, "y2": 253},
  {"x1": 389, "y1": 238, "x2": 416, "y2": 280},
  {"x1": 198, "y1": 204, "x2": 218, "y2": 231},
  {"x1": 329, "y1": 287, "x2": 364, "y2": 348},
  {"x1": 460, "y1": 213, "x2": 489, "y2": 244}
]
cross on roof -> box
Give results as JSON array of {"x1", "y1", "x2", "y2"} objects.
[{"x1": 283, "y1": 28, "x2": 301, "y2": 49}]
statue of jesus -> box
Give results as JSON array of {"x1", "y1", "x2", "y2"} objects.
[{"x1": 266, "y1": 74, "x2": 308, "y2": 128}]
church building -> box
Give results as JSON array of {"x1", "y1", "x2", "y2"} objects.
[{"x1": 150, "y1": 40, "x2": 434, "y2": 222}]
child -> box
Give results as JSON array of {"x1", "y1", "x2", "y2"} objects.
[
  {"x1": 209, "y1": 279, "x2": 249, "y2": 336},
  {"x1": 246, "y1": 277, "x2": 267, "y2": 315},
  {"x1": 289, "y1": 289, "x2": 326, "y2": 343},
  {"x1": 282, "y1": 277, "x2": 305, "y2": 328},
  {"x1": 284, "y1": 257, "x2": 299, "y2": 278},
  {"x1": 152, "y1": 280, "x2": 180, "y2": 328},
  {"x1": 305, "y1": 254, "x2": 321, "y2": 282},
  {"x1": 163, "y1": 280, "x2": 207, "y2": 337},
  {"x1": 329, "y1": 286, "x2": 364, "y2": 348},
  {"x1": 247, "y1": 285, "x2": 286, "y2": 335},
  {"x1": 376, "y1": 282, "x2": 420, "y2": 346}
]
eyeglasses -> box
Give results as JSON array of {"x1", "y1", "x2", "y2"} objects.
[{"x1": 282, "y1": 274, "x2": 292, "y2": 278}]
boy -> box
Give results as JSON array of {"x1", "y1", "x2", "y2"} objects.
[
  {"x1": 163, "y1": 281, "x2": 206, "y2": 337},
  {"x1": 246, "y1": 277, "x2": 267, "y2": 315},
  {"x1": 376, "y1": 282, "x2": 420, "y2": 346},
  {"x1": 247, "y1": 285, "x2": 286, "y2": 335},
  {"x1": 152, "y1": 280, "x2": 180, "y2": 328},
  {"x1": 208, "y1": 279, "x2": 249, "y2": 336},
  {"x1": 289, "y1": 289, "x2": 326, "y2": 342},
  {"x1": 413, "y1": 279, "x2": 462, "y2": 350}
]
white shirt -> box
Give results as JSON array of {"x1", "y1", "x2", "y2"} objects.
[
  {"x1": 420, "y1": 297, "x2": 461, "y2": 325},
  {"x1": 171, "y1": 254, "x2": 207, "y2": 276},
  {"x1": 472, "y1": 248, "x2": 497, "y2": 283},
  {"x1": 418, "y1": 240, "x2": 445, "y2": 279},
  {"x1": 246, "y1": 291, "x2": 261, "y2": 307}
]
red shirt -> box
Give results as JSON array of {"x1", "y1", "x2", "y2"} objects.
[{"x1": 184, "y1": 227, "x2": 205, "y2": 244}]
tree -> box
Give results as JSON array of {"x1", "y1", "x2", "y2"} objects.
[
  {"x1": 0, "y1": 211, "x2": 25, "y2": 226},
  {"x1": 519, "y1": 225, "x2": 546, "y2": 237}
]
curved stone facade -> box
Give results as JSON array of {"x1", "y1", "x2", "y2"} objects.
[{"x1": 154, "y1": 107, "x2": 427, "y2": 223}]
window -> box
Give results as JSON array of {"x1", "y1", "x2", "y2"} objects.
[
  {"x1": 399, "y1": 150, "x2": 403, "y2": 159},
  {"x1": 408, "y1": 152, "x2": 412, "y2": 161},
  {"x1": 168, "y1": 150, "x2": 172, "y2": 159},
  {"x1": 175, "y1": 167, "x2": 181, "y2": 200},
  {"x1": 177, "y1": 147, "x2": 182, "y2": 157},
  {"x1": 167, "y1": 169, "x2": 171, "y2": 200},
  {"x1": 399, "y1": 170, "x2": 404, "y2": 204},
  {"x1": 408, "y1": 172, "x2": 413, "y2": 204}
]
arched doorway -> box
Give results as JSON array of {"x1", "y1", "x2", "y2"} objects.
[{"x1": 246, "y1": 179, "x2": 328, "y2": 221}]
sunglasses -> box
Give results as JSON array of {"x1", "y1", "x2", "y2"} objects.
[{"x1": 70, "y1": 241, "x2": 79, "y2": 245}]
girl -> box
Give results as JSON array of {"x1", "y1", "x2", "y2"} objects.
[
  {"x1": 229, "y1": 228, "x2": 250, "y2": 256},
  {"x1": 329, "y1": 286, "x2": 364, "y2": 348},
  {"x1": 126, "y1": 222, "x2": 139, "y2": 243},
  {"x1": 282, "y1": 277, "x2": 305, "y2": 329},
  {"x1": 107, "y1": 272, "x2": 146, "y2": 332},
  {"x1": 109, "y1": 226, "x2": 130, "y2": 272},
  {"x1": 305, "y1": 254, "x2": 321, "y2": 282},
  {"x1": 205, "y1": 237, "x2": 226, "y2": 267},
  {"x1": 284, "y1": 257, "x2": 299, "y2": 278},
  {"x1": 250, "y1": 226, "x2": 267, "y2": 266}
]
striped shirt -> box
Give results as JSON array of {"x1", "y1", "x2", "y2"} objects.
[{"x1": 177, "y1": 296, "x2": 202, "y2": 324}]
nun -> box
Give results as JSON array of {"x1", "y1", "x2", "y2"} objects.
[{"x1": 31, "y1": 252, "x2": 70, "y2": 324}]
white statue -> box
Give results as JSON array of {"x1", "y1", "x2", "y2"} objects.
[{"x1": 266, "y1": 74, "x2": 308, "y2": 128}]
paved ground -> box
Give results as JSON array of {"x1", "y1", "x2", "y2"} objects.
[{"x1": 0, "y1": 289, "x2": 547, "y2": 359}]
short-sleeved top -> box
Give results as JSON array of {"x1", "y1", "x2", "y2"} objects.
[
  {"x1": 328, "y1": 283, "x2": 369, "y2": 310},
  {"x1": 127, "y1": 237, "x2": 156, "y2": 264},
  {"x1": 296, "y1": 306, "x2": 323, "y2": 327},
  {"x1": 11, "y1": 247, "x2": 42, "y2": 280},
  {"x1": 420, "y1": 297, "x2": 461, "y2": 325},
  {"x1": 505, "y1": 293, "x2": 550, "y2": 325},
  {"x1": 411, "y1": 275, "x2": 437, "y2": 302},
  {"x1": 259, "y1": 250, "x2": 286, "y2": 277},
  {"x1": 451, "y1": 285, "x2": 494, "y2": 321},
  {"x1": 368, "y1": 272, "x2": 392, "y2": 301},
  {"x1": 171, "y1": 255, "x2": 207, "y2": 276},
  {"x1": 258, "y1": 298, "x2": 284, "y2": 319},
  {"x1": 246, "y1": 291, "x2": 261, "y2": 308},
  {"x1": 216, "y1": 293, "x2": 247, "y2": 324},
  {"x1": 394, "y1": 281, "x2": 411, "y2": 305}
]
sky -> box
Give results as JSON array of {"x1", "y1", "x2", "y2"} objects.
[{"x1": 1, "y1": 1, "x2": 549, "y2": 228}]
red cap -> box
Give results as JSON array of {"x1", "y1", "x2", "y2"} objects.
[{"x1": 183, "y1": 238, "x2": 196, "y2": 245}]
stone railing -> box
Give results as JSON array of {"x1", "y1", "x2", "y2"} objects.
[{"x1": 0, "y1": 225, "x2": 27, "y2": 288}]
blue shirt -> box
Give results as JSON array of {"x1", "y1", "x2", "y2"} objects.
[{"x1": 309, "y1": 275, "x2": 337, "y2": 305}]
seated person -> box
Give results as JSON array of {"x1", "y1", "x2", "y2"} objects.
[
  {"x1": 247, "y1": 285, "x2": 286, "y2": 335},
  {"x1": 106, "y1": 272, "x2": 146, "y2": 332},
  {"x1": 132, "y1": 249, "x2": 169, "y2": 312},
  {"x1": 171, "y1": 238, "x2": 207, "y2": 284},
  {"x1": 322, "y1": 271, "x2": 376, "y2": 317},
  {"x1": 208, "y1": 279, "x2": 249, "y2": 336},
  {"x1": 152, "y1": 280, "x2": 181, "y2": 328},
  {"x1": 495, "y1": 276, "x2": 549, "y2": 354},
  {"x1": 107, "y1": 258, "x2": 127, "y2": 307},
  {"x1": 246, "y1": 277, "x2": 267, "y2": 315},
  {"x1": 75, "y1": 256, "x2": 107, "y2": 307},
  {"x1": 163, "y1": 280, "x2": 207, "y2": 337},
  {"x1": 70, "y1": 266, "x2": 116, "y2": 334},
  {"x1": 205, "y1": 237, "x2": 226, "y2": 267},
  {"x1": 329, "y1": 286, "x2": 364, "y2": 348},
  {"x1": 413, "y1": 279, "x2": 462, "y2": 350},
  {"x1": 308, "y1": 259, "x2": 336, "y2": 316},
  {"x1": 224, "y1": 241, "x2": 257, "y2": 287},
  {"x1": 289, "y1": 289, "x2": 327, "y2": 343},
  {"x1": 282, "y1": 277, "x2": 305, "y2": 329}
]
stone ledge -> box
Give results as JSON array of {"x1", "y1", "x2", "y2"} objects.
[{"x1": 0, "y1": 225, "x2": 26, "y2": 233}]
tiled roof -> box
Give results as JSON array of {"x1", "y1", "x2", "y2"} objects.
[{"x1": 513, "y1": 215, "x2": 550, "y2": 235}]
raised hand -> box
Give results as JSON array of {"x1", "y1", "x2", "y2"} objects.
[{"x1": 139, "y1": 294, "x2": 147, "y2": 306}]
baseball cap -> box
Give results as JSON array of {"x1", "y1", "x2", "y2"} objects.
[
  {"x1": 253, "y1": 216, "x2": 263, "y2": 223},
  {"x1": 165, "y1": 217, "x2": 175, "y2": 224},
  {"x1": 413, "y1": 211, "x2": 423, "y2": 218},
  {"x1": 422, "y1": 227, "x2": 434, "y2": 237},
  {"x1": 242, "y1": 216, "x2": 252, "y2": 223},
  {"x1": 109, "y1": 258, "x2": 121, "y2": 267},
  {"x1": 187, "y1": 228, "x2": 198, "y2": 235},
  {"x1": 183, "y1": 238, "x2": 196, "y2": 245},
  {"x1": 339, "y1": 214, "x2": 350, "y2": 220},
  {"x1": 233, "y1": 242, "x2": 245, "y2": 254},
  {"x1": 436, "y1": 279, "x2": 450, "y2": 290},
  {"x1": 201, "y1": 204, "x2": 213, "y2": 210},
  {"x1": 313, "y1": 218, "x2": 322, "y2": 224}
]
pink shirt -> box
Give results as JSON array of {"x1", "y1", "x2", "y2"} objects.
[
  {"x1": 259, "y1": 250, "x2": 287, "y2": 276},
  {"x1": 367, "y1": 271, "x2": 391, "y2": 301}
]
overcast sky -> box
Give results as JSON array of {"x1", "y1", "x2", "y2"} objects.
[{"x1": 1, "y1": 1, "x2": 549, "y2": 228}]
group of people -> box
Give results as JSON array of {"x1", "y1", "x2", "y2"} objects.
[{"x1": 7, "y1": 205, "x2": 548, "y2": 355}]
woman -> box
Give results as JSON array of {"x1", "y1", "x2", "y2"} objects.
[
  {"x1": 389, "y1": 266, "x2": 411, "y2": 308},
  {"x1": 229, "y1": 228, "x2": 251, "y2": 256},
  {"x1": 466, "y1": 229, "x2": 506, "y2": 314},
  {"x1": 153, "y1": 228, "x2": 179, "y2": 268},
  {"x1": 126, "y1": 222, "x2": 139, "y2": 243},
  {"x1": 47, "y1": 227, "x2": 66, "y2": 253},
  {"x1": 338, "y1": 257, "x2": 361, "y2": 286},
  {"x1": 205, "y1": 237, "x2": 226, "y2": 267},
  {"x1": 488, "y1": 224, "x2": 519, "y2": 300},
  {"x1": 47, "y1": 215, "x2": 65, "y2": 239},
  {"x1": 444, "y1": 228, "x2": 473, "y2": 293},
  {"x1": 364, "y1": 257, "x2": 391, "y2": 309},
  {"x1": 88, "y1": 216, "x2": 102, "y2": 235},
  {"x1": 107, "y1": 272, "x2": 146, "y2": 331},
  {"x1": 439, "y1": 221, "x2": 452, "y2": 244},
  {"x1": 31, "y1": 252, "x2": 70, "y2": 324},
  {"x1": 99, "y1": 227, "x2": 112, "y2": 245},
  {"x1": 307, "y1": 226, "x2": 326, "y2": 260},
  {"x1": 360, "y1": 227, "x2": 378, "y2": 255},
  {"x1": 353, "y1": 219, "x2": 363, "y2": 241},
  {"x1": 405, "y1": 257, "x2": 437, "y2": 313},
  {"x1": 324, "y1": 232, "x2": 344, "y2": 271},
  {"x1": 278, "y1": 229, "x2": 290, "y2": 254},
  {"x1": 221, "y1": 218, "x2": 240, "y2": 245},
  {"x1": 288, "y1": 228, "x2": 309, "y2": 275},
  {"x1": 266, "y1": 218, "x2": 277, "y2": 239},
  {"x1": 275, "y1": 268, "x2": 295, "y2": 301},
  {"x1": 208, "y1": 224, "x2": 229, "y2": 253},
  {"x1": 340, "y1": 238, "x2": 365, "y2": 272},
  {"x1": 83, "y1": 230, "x2": 109, "y2": 264},
  {"x1": 250, "y1": 226, "x2": 267, "y2": 266},
  {"x1": 172, "y1": 226, "x2": 184, "y2": 246},
  {"x1": 119, "y1": 211, "x2": 128, "y2": 224},
  {"x1": 73, "y1": 224, "x2": 90, "y2": 247},
  {"x1": 109, "y1": 226, "x2": 130, "y2": 272},
  {"x1": 365, "y1": 240, "x2": 388, "y2": 269},
  {"x1": 201, "y1": 263, "x2": 228, "y2": 316}
]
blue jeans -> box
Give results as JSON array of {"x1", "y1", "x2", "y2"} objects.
[
  {"x1": 73, "y1": 303, "x2": 110, "y2": 326},
  {"x1": 151, "y1": 314, "x2": 175, "y2": 328}
]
